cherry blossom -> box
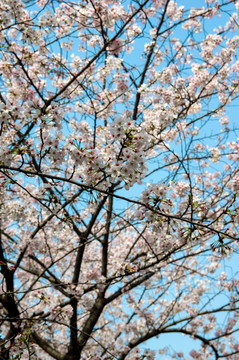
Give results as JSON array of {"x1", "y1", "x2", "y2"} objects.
[{"x1": 0, "y1": 0, "x2": 238, "y2": 359}]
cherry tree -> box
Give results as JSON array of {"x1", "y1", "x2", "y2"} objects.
[{"x1": 0, "y1": 0, "x2": 239, "y2": 359}]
